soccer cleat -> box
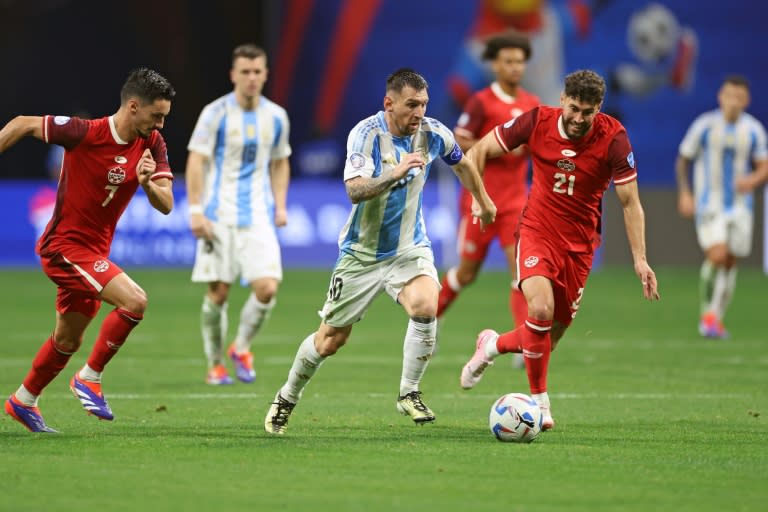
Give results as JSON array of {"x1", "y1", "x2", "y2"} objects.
[
  {"x1": 4, "y1": 395, "x2": 58, "y2": 433},
  {"x1": 698, "y1": 312, "x2": 729, "y2": 340},
  {"x1": 460, "y1": 329, "x2": 498, "y2": 389},
  {"x1": 264, "y1": 392, "x2": 296, "y2": 435},
  {"x1": 205, "y1": 364, "x2": 234, "y2": 385},
  {"x1": 227, "y1": 344, "x2": 256, "y2": 383},
  {"x1": 396, "y1": 391, "x2": 436, "y2": 424},
  {"x1": 539, "y1": 404, "x2": 555, "y2": 431},
  {"x1": 70, "y1": 374, "x2": 114, "y2": 420}
]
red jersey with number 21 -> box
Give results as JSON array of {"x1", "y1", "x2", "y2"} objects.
[
  {"x1": 493, "y1": 106, "x2": 637, "y2": 253},
  {"x1": 37, "y1": 115, "x2": 173, "y2": 257}
]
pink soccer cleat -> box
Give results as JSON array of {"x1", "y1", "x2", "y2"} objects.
[{"x1": 460, "y1": 329, "x2": 498, "y2": 390}]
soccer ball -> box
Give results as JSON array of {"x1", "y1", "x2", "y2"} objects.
[
  {"x1": 489, "y1": 392, "x2": 543, "y2": 443},
  {"x1": 627, "y1": 3, "x2": 680, "y2": 64}
]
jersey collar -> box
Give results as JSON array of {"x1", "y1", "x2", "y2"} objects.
[{"x1": 108, "y1": 116, "x2": 129, "y2": 145}]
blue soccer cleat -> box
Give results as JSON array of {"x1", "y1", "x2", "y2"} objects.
[
  {"x1": 70, "y1": 374, "x2": 114, "y2": 421},
  {"x1": 228, "y1": 344, "x2": 256, "y2": 383},
  {"x1": 4, "y1": 395, "x2": 58, "y2": 433}
]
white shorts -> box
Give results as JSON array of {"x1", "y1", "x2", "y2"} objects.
[
  {"x1": 191, "y1": 222, "x2": 282, "y2": 284},
  {"x1": 318, "y1": 246, "x2": 439, "y2": 327},
  {"x1": 696, "y1": 209, "x2": 753, "y2": 257}
]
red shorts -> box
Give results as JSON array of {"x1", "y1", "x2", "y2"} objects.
[
  {"x1": 458, "y1": 207, "x2": 523, "y2": 262},
  {"x1": 40, "y1": 247, "x2": 124, "y2": 318},
  {"x1": 515, "y1": 229, "x2": 593, "y2": 326}
]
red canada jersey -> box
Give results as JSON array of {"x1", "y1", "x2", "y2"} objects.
[
  {"x1": 455, "y1": 83, "x2": 539, "y2": 214},
  {"x1": 37, "y1": 115, "x2": 173, "y2": 256},
  {"x1": 493, "y1": 106, "x2": 637, "y2": 253}
]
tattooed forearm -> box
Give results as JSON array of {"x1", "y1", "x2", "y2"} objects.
[{"x1": 346, "y1": 174, "x2": 397, "y2": 203}]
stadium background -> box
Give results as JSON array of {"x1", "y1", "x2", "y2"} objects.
[{"x1": 0, "y1": 0, "x2": 766, "y2": 270}]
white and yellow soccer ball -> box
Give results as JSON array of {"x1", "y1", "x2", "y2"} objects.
[{"x1": 489, "y1": 392, "x2": 543, "y2": 443}]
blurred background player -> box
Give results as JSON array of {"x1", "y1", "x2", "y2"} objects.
[
  {"x1": 264, "y1": 69, "x2": 496, "y2": 434},
  {"x1": 186, "y1": 44, "x2": 291, "y2": 385},
  {"x1": 0, "y1": 68, "x2": 175, "y2": 432},
  {"x1": 437, "y1": 30, "x2": 538, "y2": 369},
  {"x1": 675, "y1": 75, "x2": 768, "y2": 339},
  {"x1": 460, "y1": 70, "x2": 659, "y2": 430}
]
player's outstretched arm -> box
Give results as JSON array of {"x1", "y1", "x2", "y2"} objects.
[
  {"x1": 451, "y1": 155, "x2": 496, "y2": 229},
  {"x1": 0, "y1": 116, "x2": 44, "y2": 153},
  {"x1": 466, "y1": 129, "x2": 507, "y2": 177},
  {"x1": 615, "y1": 181, "x2": 660, "y2": 301}
]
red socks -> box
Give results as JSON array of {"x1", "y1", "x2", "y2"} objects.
[
  {"x1": 22, "y1": 336, "x2": 74, "y2": 395},
  {"x1": 87, "y1": 308, "x2": 143, "y2": 372},
  {"x1": 521, "y1": 317, "x2": 552, "y2": 394},
  {"x1": 436, "y1": 273, "x2": 459, "y2": 318},
  {"x1": 509, "y1": 288, "x2": 528, "y2": 328}
]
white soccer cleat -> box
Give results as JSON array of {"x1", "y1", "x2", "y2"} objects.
[
  {"x1": 460, "y1": 329, "x2": 498, "y2": 390},
  {"x1": 536, "y1": 400, "x2": 555, "y2": 431}
]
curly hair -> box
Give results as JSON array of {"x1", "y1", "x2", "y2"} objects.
[{"x1": 563, "y1": 70, "x2": 606, "y2": 105}]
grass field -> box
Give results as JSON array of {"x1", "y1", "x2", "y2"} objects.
[{"x1": 0, "y1": 266, "x2": 766, "y2": 511}]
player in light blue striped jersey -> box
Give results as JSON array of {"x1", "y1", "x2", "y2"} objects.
[
  {"x1": 265, "y1": 68, "x2": 496, "y2": 433},
  {"x1": 676, "y1": 75, "x2": 768, "y2": 339},
  {"x1": 186, "y1": 44, "x2": 291, "y2": 384}
]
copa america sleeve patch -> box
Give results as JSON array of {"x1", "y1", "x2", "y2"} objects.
[
  {"x1": 442, "y1": 142, "x2": 463, "y2": 166},
  {"x1": 349, "y1": 152, "x2": 365, "y2": 169},
  {"x1": 627, "y1": 151, "x2": 635, "y2": 168}
]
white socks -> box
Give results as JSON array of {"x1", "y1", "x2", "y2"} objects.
[
  {"x1": 233, "y1": 295, "x2": 275, "y2": 353},
  {"x1": 399, "y1": 317, "x2": 437, "y2": 396},
  {"x1": 280, "y1": 333, "x2": 326, "y2": 403},
  {"x1": 78, "y1": 363, "x2": 101, "y2": 383},
  {"x1": 709, "y1": 266, "x2": 737, "y2": 320},
  {"x1": 201, "y1": 295, "x2": 227, "y2": 367},
  {"x1": 15, "y1": 385, "x2": 38, "y2": 407},
  {"x1": 446, "y1": 267, "x2": 462, "y2": 292}
]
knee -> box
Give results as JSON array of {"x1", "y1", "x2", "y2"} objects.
[
  {"x1": 253, "y1": 280, "x2": 279, "y2": 303},
  {"x1": 207, "y1": 285, "x2": 229, "y2": 305},
  {"x1": 122, "y1": 288, "x2": 148, "y2": 315},
  {"x1": 52, "y1": 334, "x2": 83, "y2": 353},
  {"x1": 315, "y1": 330, "x2": 349, "y2": 357},
  {"x1": 527, "y1": 300, "x2": 554, "y2": 321},
  {"x1": 455, "y1": 267, "x2": 478, "y2": 287},
  {"x1": 409, "y1": 298, "x2": 437, "y2": 319}
]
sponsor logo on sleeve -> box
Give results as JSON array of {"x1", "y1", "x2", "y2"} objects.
[
  {"x1": 627, "y1": 152, "x2": 635, "y2": 168},
  {"x1": 524, "y1": 256, "x2": 539, "y2": 268},
  {"x1": 54, "y1": 116, "x2": 71, "y2": 125},
  {"x1": 503, "y1": 118, "x2": 517, "y2": 129},
  {"x1": 93, "y1": 260, "x2": 110, "y2": 272},
  {"x1": 349, "y1": 152, "x2": 365, "y2": 169}
]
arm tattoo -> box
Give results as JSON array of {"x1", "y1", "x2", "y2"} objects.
[{"x1": 346, "y1": 172, "x2": 398, "y2": 203}]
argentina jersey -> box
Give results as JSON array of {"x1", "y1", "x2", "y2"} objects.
[
  {"x1": 337, "y1": 111, "x2": 464, "y2": 262},
  {"x1": 187, "y1": 92, "x2": 292, "y2": 227},
  {"x1": 679, "y1": 110, "x2": 768, "y2": 217}
]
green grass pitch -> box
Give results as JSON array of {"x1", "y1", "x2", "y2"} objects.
[{"x1": 0, "y1": 266, "x2": 766, "y2": 511}]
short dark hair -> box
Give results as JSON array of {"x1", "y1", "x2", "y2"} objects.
[
  {"x1": 481, "y1": 30, "x2": 532, "y2": 61},
  {"x1": 723, "y1": 74, "x2": 750, "y2": 90},
  {"x1": 232, "y1": 43, "x2": 266, "y2": 66},
  {"x1": 120, "y1": 68, "x2": 176, "y2": 105},
  {"x1": 563, "y1": 69, "x2": 606, "y2": 105},
  {"x1": 386, "y1": 68, "x2": 428, "y2": 94}
]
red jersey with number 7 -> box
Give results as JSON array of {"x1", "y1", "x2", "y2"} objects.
[
  {"x1": 37, "y1": 115, "x2": 173, "y2": 257},
  {"x1": 493, "y1": 106, "x2": 637, "y2": 253}
]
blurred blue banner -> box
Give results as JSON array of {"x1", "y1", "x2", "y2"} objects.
[{"x1": 0, "y1": 179, "x2": 470, "y2": 270}]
